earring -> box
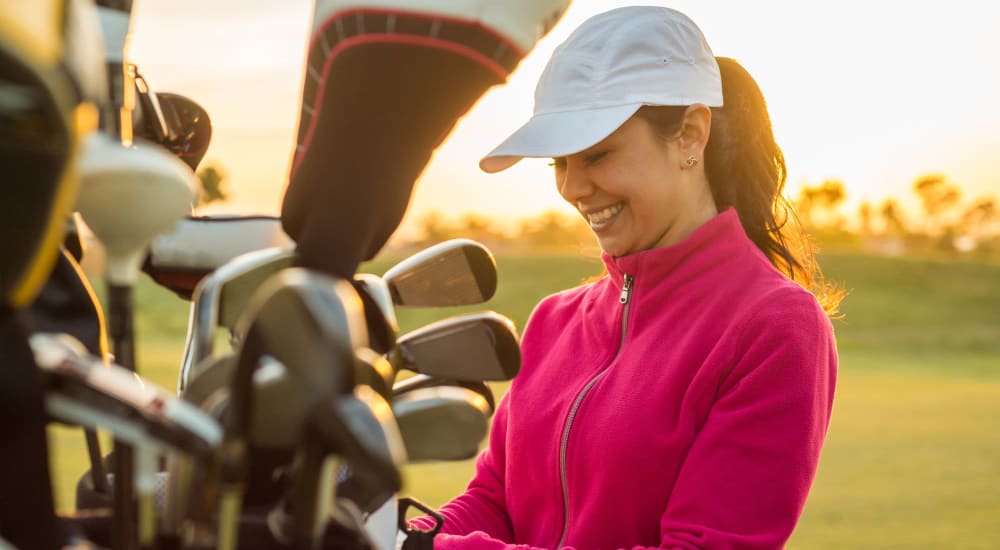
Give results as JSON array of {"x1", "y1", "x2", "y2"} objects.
[{"x1": 684, "y1": 156, "x2": 698, "y2": 168}]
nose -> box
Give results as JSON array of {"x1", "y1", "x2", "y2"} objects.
[{"x1": 555, "y1": 158, "x2": 593, "y2": 204}]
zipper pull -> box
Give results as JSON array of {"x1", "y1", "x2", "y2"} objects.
[{"x1": 619, "y1": 274, "x2": 633, "y2": 304}]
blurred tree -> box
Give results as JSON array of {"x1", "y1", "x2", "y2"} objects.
[
  {"x1": 879, "y1": 199, "x2": 907, "y2": 235},
  {"x1": 858, "y1": 201, "x2": 873, "y2": 236},
  {"x1": 517, "y1": 210, "x2": 596, "y2": 251},
  {"x1": 913, "y1": 174, "x2": 961, "y2": 235},
  {"x1": 960, "y1": 196, "x2": 999, "y2": 239},
  {"x1": 414, "y1": 212, "x2": 506, "y2": 247},
  {"x1": 458, "y1": 213, "x2": 491, "y2": 235},
  {"x1": 458, "y1": 213, "x2": 506, "y2": 245},
  {"x1": 418, "y1": 211, "x2": 452, "y2": 243},
  {"x1": 797, "y1": 179, "x2": 846, "y2": 229},
  {"x1": 196, "y1": 163, "x2": 229, "y2": 206}
]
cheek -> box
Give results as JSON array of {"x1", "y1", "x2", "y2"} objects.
[{"x1": 553, "y1": 171, "x2": 567, "y2": 200}]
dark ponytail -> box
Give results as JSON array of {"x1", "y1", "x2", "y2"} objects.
[{"x1": 637, "y1": 57, "x2": 842, "y2": 315}]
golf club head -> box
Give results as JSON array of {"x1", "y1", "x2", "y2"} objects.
[
  {"x1": 229, "y1": 268, "x2": 366, "y2": 440},
  {"x1": 132, "y1": 73, "x2": 172, "y2": 147},
  {"x1": 396, "y1": 311, "x2": 520, "y2": 381},
  {"x1": 30, "y1": 332, "x2": 222, "y2": 457},
  {"x1": 131, "y1": 79, "x2": 213, "y2": 171},
  {"x1": 282, "y1": 0, "x2": 569, "y2": 278},
  {"x1": 392, "y1": 386, "x2": 492, "y2": 462},
  {"x1": 312, "y1": 0, "x2": 571, "y2": 53},
  {"x1": 146, "y1": 216, "x2": 293, "y2": 300},
  {"x1": 156, "y1": 92, "x2": 212, "y2": 170},
  {"x1": 383, "y1": 238, "x2": 497, "y2": 307},
  {"x1": 185, "y1": 354, "x2": 311, "y2": 449},
  {"x1": 279, "y1": 385, "x2": 404, "y2": 544},
  {"x1": 188, "y1": 351, "x2": 390, "y2": 450},
  {"x1": 391, "y1": 373, "x2": 495, "y2": 415},
  {"x1": 178, "y1": 247, "x2": 294, "y2": 392},
  {"x1": 352, "y1": 273, "x2": 399, "y2": 356},
  {"x1": 354, "y1": 273, "x2": 398, "y2": 332},
  {"x1": 75, "y1": 133, "x2": 198, "y2": 285},
  {"x1": 320, "y1": 386, "x2": 406, "y2": 514}
]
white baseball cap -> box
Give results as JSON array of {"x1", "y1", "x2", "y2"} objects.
[{"x1": 480, "y1": 6, "x2": 723, "y2": 173}]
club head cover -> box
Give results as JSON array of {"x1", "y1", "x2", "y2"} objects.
[{"x1": 280, "y1": 0, "x2": 570, "y2": 278}]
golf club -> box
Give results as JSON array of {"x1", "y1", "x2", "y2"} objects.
[
  {"x1": 215, "y1": 268, "x2": 368, "y2": 549},
  {"x1": 31, "y1": 333, "x2": 222, "y2": 459},
  {"x1": 274, "y1": 386, "x2": 405, "y2": 548},
  {"x1": 391, "y1": 386, "x2": 493, "y2": 462},
  {"x1": 156, "y1": 92, "x2": 213, "y2": 170},
  {"x1": 394, "y1": 311, "x2": 521, "y2": 382},
  {"x1": 89, "y1": 5, "x2": 198, "y2": 545},
  {"x1": 75, "y1": 128, "x2": 196, "y2": 550},
  {"x1": 391, "y1": 373, "x2": 496, "y2": 415},
  {"x1": 30, "y1": 332, "x2": 222, "y2": 547},
  {"x1": 382, "y1": 238, "x2": 497, "y2": 307},
  {"x1": 178, "y1": 247, "x2": 294, "y2": 393},
  {"x1": 145, "y1": 216, "x2": 293, "y2": 300}
]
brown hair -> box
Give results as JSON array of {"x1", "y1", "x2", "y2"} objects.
[{"x1": 635, "y1": 57, "x2": 842, "y2": 315}]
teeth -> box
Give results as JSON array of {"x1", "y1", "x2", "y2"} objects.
[{"x1": 587, "y1": 203, "x2": 623, "y2": 225}]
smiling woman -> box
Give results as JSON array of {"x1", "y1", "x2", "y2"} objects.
[
  {"x1": 549, "y1": 112, "x2": 718, "y2": 258},
  {"x1": 407, "y1": 6, "x2": 839, "y2": 550}
]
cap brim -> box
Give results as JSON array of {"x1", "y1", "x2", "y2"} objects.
[{"x1": 479, "y1": 103, "x2": 643, "y2": 173}]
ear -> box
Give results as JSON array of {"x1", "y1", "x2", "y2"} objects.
[{"x1": 678, "y1": 103, "x2": 712, "y2": 156}]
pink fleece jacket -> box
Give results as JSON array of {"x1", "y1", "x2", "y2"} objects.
[{"x1": 414, "y1": 209, "x2": 837, "y2": 549}]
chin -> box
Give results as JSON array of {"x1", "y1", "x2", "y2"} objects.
[{"x1": 596, "y1": 240, "x2": 626, "y2": 257}]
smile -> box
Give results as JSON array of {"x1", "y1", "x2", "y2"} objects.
[{"x1": 585, "y1": 202, "x2": 624, "y2": 229}]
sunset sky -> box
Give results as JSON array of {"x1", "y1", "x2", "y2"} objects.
[{"x1": 130, "y1": 0, "x2": 1000, "y2": 237}]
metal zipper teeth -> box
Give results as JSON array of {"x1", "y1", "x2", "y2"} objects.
[{"x1": 556, "y1": 273, "x2": 634, "y2": 548}]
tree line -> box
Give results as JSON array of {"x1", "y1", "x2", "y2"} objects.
[
  {"x1": 193, "y1": 162, "x2": 998, "y2": 258},
  {"x1": 401, "y1": 174, "x2": 999, "y2": 258},
  {"x1": 794, "y1": 174, "x2": 999, "y2": 256}
]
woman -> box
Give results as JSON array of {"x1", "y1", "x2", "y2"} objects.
[{"x1": 411, "y1": 6, "x2": 839, "y2": 549}]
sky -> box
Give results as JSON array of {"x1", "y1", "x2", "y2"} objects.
[{"x1": 130, "y1": 0, "x2": 1000, "y2": 237}]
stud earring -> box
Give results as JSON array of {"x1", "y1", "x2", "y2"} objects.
[{"x1": 684, "y1": 155, "x2": 698, "y2": 168}]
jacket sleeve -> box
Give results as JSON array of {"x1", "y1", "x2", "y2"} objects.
[
  {"x1": 654, "y1": 290, "x2": 838, "y2": 549},
  {"x1": 407, "y1": 391, "x2": 515, "y2": 540},
  {"x1": 428, "y1": 291, "x2": 838, "y2": 550}
]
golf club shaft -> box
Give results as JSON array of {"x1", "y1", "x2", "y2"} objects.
[
  {"x1": 108, "y1": 284, "x2": 135, "y2": 371},
  {"x1": 85, "y1": 428, "x2": 109, "y2": 493},
  {"x1": 108, "y1": 283, "x2": 138, "y2": 550},
  {"x1": 112, "y1": 440, "x2": 136, "y2": 550}
]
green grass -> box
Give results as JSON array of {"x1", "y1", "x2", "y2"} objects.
[{"x1": 47, "y1": 251, "x2": 1000, "y2": 548}]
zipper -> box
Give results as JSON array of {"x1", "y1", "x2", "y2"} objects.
[
  {"x1": 619, "y1": 274, "x2": 634, "y2": 304},
  {"x1": 556, "y1": 273, "x2": 634, "y2": 548}
]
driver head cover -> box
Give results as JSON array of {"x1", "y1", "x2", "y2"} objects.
[{"x1": 479, "y1": 6, "x2": 723, "y2": 173}]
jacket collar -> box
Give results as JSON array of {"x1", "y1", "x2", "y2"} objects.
[{"x1": 600, "y1": 208, "x2": 754, "y2": 289}]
